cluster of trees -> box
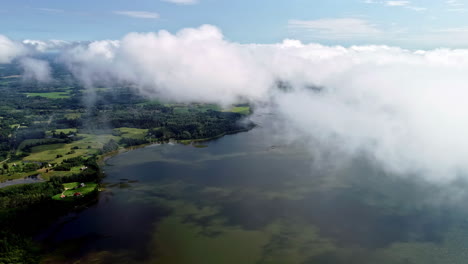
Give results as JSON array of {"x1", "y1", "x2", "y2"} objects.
[
  {"x1": 53, "y1": 156, "x2": 99, "y2": 173},
  {"x1": 0, "y1": 71, "x2": 253, "y2": 162},
  {"x1": 102, "y1": 139, "x2": 119, "y2": 153},
  {"x1": 54, "y1": 156, "x2": 83, "y2": 171},
  {"x1": 0, "y1": 181, "x2": 62, "y2": 209},
  {"x1": 119, "y1": 137, "x2": 149, "y2": 147},
  {"x1": 0, "y1": 157, "x2": 100, "y2": 209},
  {"x1": 100, "y1": 107, "x2": 251, "y2": 142},
  {"x1": 0, "y1": 232, "x2": 40, "y2": 264},
  {"x1": 0, "y1": 155, "x2": 102, "y2": 263},
  {"x1": 0, "y1": 162, "x2": 42, "y2": 175}
]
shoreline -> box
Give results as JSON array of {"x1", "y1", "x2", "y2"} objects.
[
  {"x1": 98, "y1": 126, "x2": 254, "y2": 166},
  {"x1": 1, "y1": 126, "x2": 255, "y2": 188}
]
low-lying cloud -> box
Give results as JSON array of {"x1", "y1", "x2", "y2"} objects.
[
  {"x1": 7, "y1": 25, "x2": 468, "y2": 182},
  {"x1": 0, "y1": 35, "x2": 26, "y2": 63},
  {"x1": 0, "y1": 35, "x2": 53, "y2": 82},
  {"x1": 62, "y1": 26, "x2": 271, "y2": 105},
  {"x1": 19, "y1": 57, "x2": 52, "y2": 82}
]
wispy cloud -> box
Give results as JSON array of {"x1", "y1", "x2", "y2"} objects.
[
  {"x1": 162, "y1": 0, "x2": 198, "y2": 5},
  {"x1": 113, "y1": 11, "x2": 160, "y2": 19},
  {"x1": 363, "y1": 0, "x2": 426, "y2": 12},
  {"x1": 446, "y1": 0, "x2": 464, "y2": 7},
  {"x1": 287, "y1": 17, "x2": 468, "y2": 48},
  {"x1": 446, "y1": 0, "x2": 466, "y2": 12},
  {"x1": 288, "y1": 18, "x2": 381, "y2": 39},
  {"x1": 36, "y1": 8, "x2": 64, "y2": 13},
  {"x1": 406, "y1": 6, "x2": 427, "y2": 11},
  {"x1": 447, "y1": 8, "x2": 467, "y2": 12},
  {"x1": 385, "y1": 1, "x2": 410, "y2": 6}
]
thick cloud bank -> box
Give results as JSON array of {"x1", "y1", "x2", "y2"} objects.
[
  {"x1": 62, "y1": 26, "x2": 271, "y2": 105},
  {"x1": 11, "y1": 25, "x2": 468, "y2": 181}
]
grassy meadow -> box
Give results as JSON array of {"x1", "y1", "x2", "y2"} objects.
[
  {"x1": 51, "y1": 182, "x2": 98, "y2": 201},
  {"x1": 24, "y1": 92, "x2": 71, "y2": 99},
  {"x1": 114, "y1": 127, "x2": 148, "y2": 140}
]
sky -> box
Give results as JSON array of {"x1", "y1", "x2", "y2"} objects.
[{"x1": 2, "y1": 0, "x2": 468, "y2": 48}]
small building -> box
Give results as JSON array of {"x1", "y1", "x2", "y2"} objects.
[
  {"x1": 60, "y1": 194, "x2": 66, "y2": 198},
  {"x1": 80, "y1": 166, "x2": 88, "y2": 171},
  {"x1": 80, "y1": 183, "x2": 86, "y2": 187},
  {"x1": 73, "y1": 192, "x2": 82, "y2": 197}
]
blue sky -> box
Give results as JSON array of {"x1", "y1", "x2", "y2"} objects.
[{"x1": 1, "y1": 0, "x2": 468, "y2": 48}]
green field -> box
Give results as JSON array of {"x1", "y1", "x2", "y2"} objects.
[
  {"x1": 195, "y1": 104, "x2": 222, "y2": 112},
  {"x1": 0, "y1": 75, "x2": 20, "y2": 79},
  {"x1": 114, "y1": 127, "x2": 148, "y2": 139},
  {"x1": 23, "y1": 134, "x2": 119, "y2": 163},
  {"x1": 16, "y1": 138, "x2": 66, "y2": 154},
  {"x1": 52, "y1": 182, "x2": 98, "y2": 200},
  {"x1": 54, "y1": 128, "x2": 78, "y2": 134},
  {"x1": 25, "y1": 91, "x2": 71, "y2": 99},
  {"x1": 64, "y1": 113, "x2": 82, "y2": 119},
  {"x1": 95, "y1": 87, "x2": 110, "y2": 92},
  {"x1": 225, "y1": 106, "x2": 251, "y2": 115},
  {"x1": 2, "y1": 132, "x2": 120, "y2": 181}
]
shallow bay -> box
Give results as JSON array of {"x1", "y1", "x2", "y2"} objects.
[{"x1": 39, "y1": 123, "x2": 468, "y2": 264}]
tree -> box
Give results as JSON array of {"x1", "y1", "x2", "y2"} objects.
[
  {"x1": 3, "y1": 163, "x2": 8, "y2": 171},
  {"x1": 102, "y1": 139, "x2": 119, "y2": 153}
]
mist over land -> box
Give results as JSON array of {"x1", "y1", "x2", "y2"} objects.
[{"x1": 2, "y1": 25, "x2": 468, "y2": 182}]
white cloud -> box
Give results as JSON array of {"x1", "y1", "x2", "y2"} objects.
[
  {"x1": 23, "y1": 39, "x2": 72, "y2": 52},
  {"x1": 62, "y1": 25, "x2": 269, "y2": 105},
  {"x1": 58, "y1": 25, "x2": 468, "y2": 183},
  {"x1": 288, "y1": 18, "x2": 381, "y2": 39},
  {"x1": 0, "y1": 35, "x2": 26, "y2": 63},
  {"x1": 446, "y1": 0, "x2": 463, "y2": 7},
  {"x1": 446, "y1": 0, "x2": 466, "y2": 12},
  {"x1": 385, "y1": 1, "x2": 410, "y2": 6},
  {"x1": 364, "y1": 0, "x2": 426, "y2": 11},
  {"x1": 36, "y1": 8, "x2": 64, "y2": 13},
  {"x1": 162, "y1": 0, "x2": 198, "y2": 5},
  {"x1": 19, "y1": 58, "x2": 52, "y2": 83},
  {"x1": 406, "y1": 6, "x2": 427, "y2": 11},
  {"x1": 0, "y1": 35, "x2": 54, "y2": 82},
  {"x1": 113, "y1": 11, "x2": 159, "y2": 19},
  {"x1": 287, "y1": 18, "x2": 468, "y2": 47},
  {"x1": 447, "y1": 8, "x2": 467, "y2": 12}
]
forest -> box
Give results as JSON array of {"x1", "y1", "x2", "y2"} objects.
[{"x1": 0, "y1": 59, "x2": 252, "y2": 161}]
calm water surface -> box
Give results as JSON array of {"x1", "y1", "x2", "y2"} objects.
[{"x1": 39, "y1": 120, "x2": 468, "y2": 264}]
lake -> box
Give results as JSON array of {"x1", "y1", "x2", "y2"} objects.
[{"x1": 38, "y1": 116, "x2": 468, "y2": 264}]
